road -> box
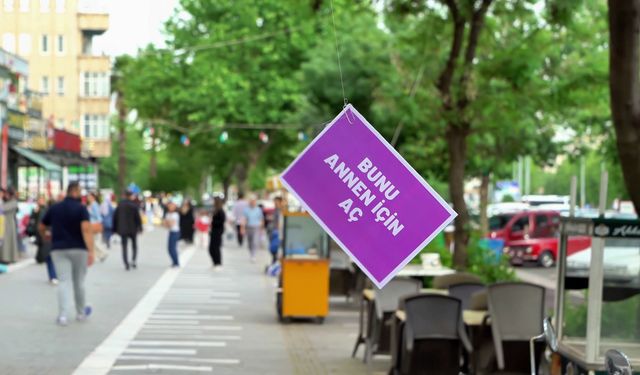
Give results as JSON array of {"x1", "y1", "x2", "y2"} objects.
[{"x1": 0, "y1": 228, "x2": 386, "y2": 375}]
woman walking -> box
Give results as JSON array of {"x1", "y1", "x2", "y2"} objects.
[
  {"x1": 0, "y1": 188, "x2": 20, "y2": 264},
  {"x1": 208, "y1": 197, "x2": 226, "y2": 269},
  {"x1": 33, "y1": 197, "x2": 57, "y2": 284},
  {"x1": 164, "y1": 202, "x2": 181, "y2": 267},
  {"x1": 87, "y1": 192, "x2": 107, "y2": 262},
  {"x1": 179, "y1": 200, "x2": 195, "y2": 244}
]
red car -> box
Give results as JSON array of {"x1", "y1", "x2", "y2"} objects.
[
  {"x1": 488, "y1": 210, "x2": 561, "y2": 242},
  {"x1": 505, "y1": 236, "x2": 592, "y2": 268}
]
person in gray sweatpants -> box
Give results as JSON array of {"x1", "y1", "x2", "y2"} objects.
[{"x1": 40, "y1": 182, "x2": 96, "y2": 326}]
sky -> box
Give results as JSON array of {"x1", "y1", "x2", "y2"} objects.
[{"x1": 93, "y1": 0, "x2": 180, "y2": 58}]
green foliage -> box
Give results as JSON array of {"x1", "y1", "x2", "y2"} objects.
[
  {"x1": 467, "y1": 233, "x2": 517, "y2": 283},
  {"x1": 564, "y1": 294, "x2": 640, "y2": 341},
  {"x1": 414, "y1": 232, "x2": 516, "y2": 283},
  {"x1": 501, "y1": 194, "x2": 515, "y2": 203},
  {"x1": 99, "y1": 121, "x2": 150, "y2": 192}
]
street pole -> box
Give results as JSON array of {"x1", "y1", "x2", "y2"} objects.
[
  {"x1": 524, "y1": 156, "x2": 531, "y2": 196},
  {"x1": 580, "y1": 155, "x2": 586, "y2": 208}
]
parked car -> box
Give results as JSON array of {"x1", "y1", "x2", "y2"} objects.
[
  {"x1": 567, "y1": 245, "x2": 640, "y2": 285},
  {"x1": 488, "y1": 210, "x2": 561, "y2": 243},
  {"x1": 505, "y1": 235, "x2": 592, "y2": 268}
]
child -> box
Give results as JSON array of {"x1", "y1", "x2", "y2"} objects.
[
  {"x1": 194, "y1": 209, "x2": 210, "y2": 249},
  {"x1": 163, "y1": 202, "x2": 180, "y2": 267}
]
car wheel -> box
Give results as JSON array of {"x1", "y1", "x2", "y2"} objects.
[{"x1": 538, "y1": 251, "x2": 555, "y2": 268}]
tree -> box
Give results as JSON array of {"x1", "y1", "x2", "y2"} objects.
[
  {"x1": 111, "y1": 56, "x2": 133, "y2": 196},
  {"x1": 608, "y1": 0, "x2": 640, "y2": 214}
]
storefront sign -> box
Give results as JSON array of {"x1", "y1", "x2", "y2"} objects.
[
  {"x1": 592, "y1": 218, "x2": 640, "y2": 239},
  {"x1": 281, "y1": 105, "x2": 456, "y2": 288}
]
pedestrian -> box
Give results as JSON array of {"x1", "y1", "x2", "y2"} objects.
[
  {"x1": 194, "y1": 209, "x2": 210, "y2": 249},
  {"x1": 179, "y1": 200, "x2": 195, "y2": 244},
  {"x1": 209, "y1": 197, "x2": 226, "y2": 269},
  {"x1": 113, "y1": 190, "x2": 142, "y2": 271},
  {"x1": 242, "y1": 196, "x2": 264, "y2": 262},
  {"x1": 33, "y1": 197, "x2": 58, "y2": 284},
  {"x1": 0, "y1": 187, "x2": 19, "y2": 264},
  {"x1": 101, "y1": 194, "x2": 115, "y2": 249},
  {"x1": 39, "y1": 182, "x2": 95, "y2": 326},
  {"x1": 87, "y1": 192, "x2": 108, "y2": 262},
  {"x1": 145, "y1": 197, "x2": 155, "y2": 231},
  {"x1": 268, "y1": 196, "x2": 284, "y2": 265},
  {"x1": 164, "y1": 202, "x2": 180, "y2": 267},
  {"x1": 232, "y1": 193, "x2": 249, "y2": 246}
]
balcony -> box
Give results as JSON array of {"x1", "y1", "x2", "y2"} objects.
[
  {"x1": 78, "y1": 14, "x2": 109, "y2": 34},
  {"x1": 78, "y1": 55, "x2": 110, "y2": 72},
  {"x1": 83, "y1": 139, "x2": 111, "y2": 158}
]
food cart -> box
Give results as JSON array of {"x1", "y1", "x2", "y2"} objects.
[
  {"x1": 554, "y1": 213, "x2": 640, "y2": 373},
  {"x1": 276, "y1": 212, "x2": 330, "y2": 323}
]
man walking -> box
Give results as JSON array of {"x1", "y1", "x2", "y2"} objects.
[
  {"x1": 242, "y1": 196, "x2": 264, "y2": 262},
  {"x1": 40, "y1": 182, "x2": 95, "y2": 326},
  {"x1": 113, "y1": 190, "x2": 143, "y2": 270},
  {"x1": 232, "y1": 193, "x2": 249, "y2": 246}
]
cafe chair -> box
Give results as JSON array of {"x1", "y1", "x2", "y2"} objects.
[
  {"x1": 364, "y1": 278, "x2": 422, "y2": 363},
  {"x1": 433, "y1": 272, "x2": 483, "y2": 290},
  {"x1": 448, "y1": 282, "x2": 486, "y2": 310},
  {"x1": 487, "y1": 282, "x2": 546, "y2": 374},
  {"x1": 399, "y1": 294, "x2": 472, "y2": 375},
  {"x1": 469, "y1": 289, "x2": 488, "y2": 311}
]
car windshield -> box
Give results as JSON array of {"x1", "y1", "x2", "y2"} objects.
[{"x1": 489, "y1": 214, "x2": 514, "y2": 230}]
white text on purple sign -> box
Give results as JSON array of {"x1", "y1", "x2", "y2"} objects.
[{"x1": 324, "y1": 154, "x2": 405, "y2": 237}]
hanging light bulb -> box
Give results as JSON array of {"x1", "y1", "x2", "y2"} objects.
[
  {"x1": 259, "y1": 131, "x2": 269, "y2": 143},
  {"x1": 219, "y1": 131, "x2": 229, "y2": 143}
]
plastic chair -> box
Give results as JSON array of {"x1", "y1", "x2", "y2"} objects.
[
  {"x1": 400, "y1": 294, "x2": 472, "y2": 375},
  {"x1": 365, "y1": 278, "x2": 421, "y2": 363},
  {"x1": 487, "y1": 282, "x2": 546, "y2": 373},
  {"x1": 448, "y1": 282, "x2": 486, "y2": 310},
  {"x1": 433, "y1": 272, "x2": 483, "y2": 290}
]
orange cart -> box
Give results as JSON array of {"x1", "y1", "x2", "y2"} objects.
[{"x1": 276, "y1": 212, "x2": 330, "y2": 323}]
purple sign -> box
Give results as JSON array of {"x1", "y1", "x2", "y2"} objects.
[{"x1": 281, "y1": 105, "x2": 456, "y2": 288}]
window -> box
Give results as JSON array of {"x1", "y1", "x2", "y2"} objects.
[
  {"x1": 56, "y1": 34, "x2": 63, "y2": 54},
  {"x1": 511, "y1": 216, "x2": 529, "y2": 233},
  {"x1": 19, "y1": 0, "x2": 28, "y2": 12},
  {"x1": 54, "y1": 0, "x2": 63, "y2": 13},
  {"x1": 57, "y1": 76, "x2": 64, "y2": 96},
  {"x1": 18, "y1": 33, "x2": 31, "y2": 55},
  {"x1": 39, "y1": 0, "x2": 48, "y2": 12},
  {"x1": 3, "y1": 0, "x2": 14, "y2": 12},
  {"x1": 83, "y1": 114, "x2": 109, "y2": 139},
  {"x1": 81, "y1": 72, "x2": 110, "y2": 97},
  {"x1": 41, "y1": 34, "x2": 48, "y2": 53},
  {"x1": 535, "y1": 214, "x2": 548, "y2": 227},
  {"x1": 2, "y1": 33, "x2": 15, "y2": 53},
  {"x1": 41, "y1": 76, "x2": 49, "y2": 95}
]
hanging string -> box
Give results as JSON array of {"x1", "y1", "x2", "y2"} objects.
[{"x1": 329, "y1": 0, "x2": 348, "y2": 109}]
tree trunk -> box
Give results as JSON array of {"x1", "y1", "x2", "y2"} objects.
[
  {"x1": 479, "y1": 173, "x2": 490, "y2": 235},
  {"x1": 150, "y1": 126, "x2": 157, "y2": 179},
  {"x1": 222, "y1": 176, "x2": 231, "y2": 202},
  {"x1": 448, "y1": 126, "x2": 470, "y2": 269},
  {"x1": 608, "y1": 0, "x2": 640, "y2": 215},
  {"x1": 235, "y1": 164, "x2": 248, "y2": 196}
]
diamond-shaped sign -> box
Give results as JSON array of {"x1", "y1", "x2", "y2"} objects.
[{"x1": 281, "y1": 105, "x2": 456, "y2": 288}]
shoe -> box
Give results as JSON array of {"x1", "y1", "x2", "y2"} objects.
[
  {"x1": 77, "y1": 305, "x2": 92, "y2": 322},
  {"x1": 125, "y1": 264, "x2": 130, "y2": 271},
  {"x1": 214, "y1": 266, "x2": 223, "y2": 272},
  {"x1": 50, "y1": 279, "x2": 59, "y2": 285},
  {"x1": 56, "y1": 316, "x2": 68, "y2": 326},
  {"x1": 131, "y1": 262, "x2": 137, "y2": 269}
]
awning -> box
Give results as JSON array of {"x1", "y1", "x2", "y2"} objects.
[{"x1": 12, "y1": 146, "x2": 62, "y2": 173}]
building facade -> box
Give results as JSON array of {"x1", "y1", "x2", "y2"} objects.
[{"x1": 0, "y1": 0, "x2": 110, "y2": 158}]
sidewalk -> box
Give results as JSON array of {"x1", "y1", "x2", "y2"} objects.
[{"x1": 0, "y1": 229, "x2": 387, "y2": 374}]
